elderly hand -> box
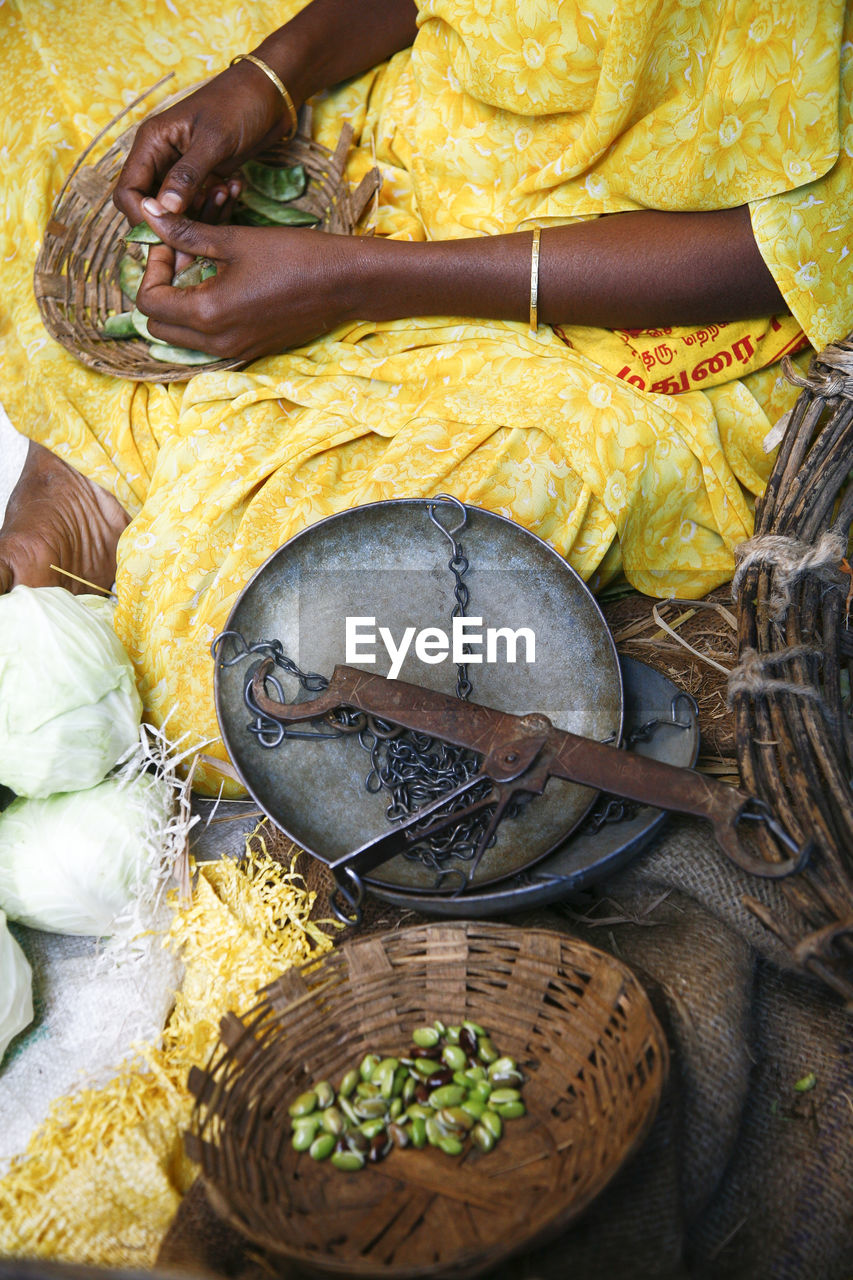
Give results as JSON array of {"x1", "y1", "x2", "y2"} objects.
[
  {"x1": 113, "y1": 62, "x2": 291, "y2": 228},
  {"x1": 134, "y1": 205, "x2": 360, "y2": 360}
]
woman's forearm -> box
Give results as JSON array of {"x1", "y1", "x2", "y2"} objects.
[
  {"x1": 135, "y1": 201, "x2": 788, "y2": 360},
  {"x1": 255, "y1": 0, "x2": 419, "y2": 107},
  {"x1": 347, "y1": 205, "x2": 786, "y2": 331}
]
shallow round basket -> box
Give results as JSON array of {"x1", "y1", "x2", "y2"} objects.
[
  {"x1": 185, "y1": 921, "x2": 668, "y2": 1279},
  {"x1": 34, "y1": 79, "x2": 379, "y2": 383}
]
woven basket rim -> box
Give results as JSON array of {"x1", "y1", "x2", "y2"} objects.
[
  {"x1": 187, "y1": 920, "x2": 669, "y2": 1280},
  {"x1": 34, "y1": 76, "x2": 379, "y2": 383}
]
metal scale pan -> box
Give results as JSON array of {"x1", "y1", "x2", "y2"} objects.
[{"x1": 214, "y1": 498, "x2": 625, "y2": 894}]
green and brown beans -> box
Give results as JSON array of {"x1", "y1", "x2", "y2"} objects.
[{"x1": 287, "y1": 1020, "x2": 526, "y2": 1172}]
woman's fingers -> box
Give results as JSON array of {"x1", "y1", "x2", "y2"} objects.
[
  {"x1": 114, "y1": 111, "x2": 233, "y2": 223},
  {"x1": 140, "y1": 205, "x2": 224, "y2": 260},
  {"x1": 144, "y1": 319, "x2": 223, "y2": 354},
  {"x1": 137, "y1": 229, "x2": 226, "y2": 347},
  {"x1": 154, "y1": 134, "x2": 236, "y2": 215},
  {"x1": 114, "y1": 127, "x2": 179, "y2": 224},
  {"x1": 200, "y1": 178, "x2": 243, "y2": 225},
  {"x1": 136, "y1": 216, "x2": 352, "y2": 360},
  {"x1": 137, "y1": 244, "x2": 205, "y2": 329}
]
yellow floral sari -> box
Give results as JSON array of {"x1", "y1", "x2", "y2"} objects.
[{"x1": 2, "y1": 0, "x2": 851, "y2": 790}]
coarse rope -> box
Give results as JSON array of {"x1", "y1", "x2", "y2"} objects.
[
  {"x1": 726, "y1": 644, "x2": 825, "y2": 707},
  {"x1": 731, "y1": 528, "x2": 848, "y2": 620},
  {"x1": 783, "y1": 335, "x2": 853, "y2": 398}
]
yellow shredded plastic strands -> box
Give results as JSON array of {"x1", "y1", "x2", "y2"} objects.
[{"x1": 0, "y1": 838, "x2": 335, "y2": 1263}]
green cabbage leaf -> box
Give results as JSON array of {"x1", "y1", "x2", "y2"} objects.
[
  {"x1": 0, "y1": 771, "x2": 174, "y2": 936},
  {"x1": 0, "y1": 587, "x2": 142, "y2": 797}
]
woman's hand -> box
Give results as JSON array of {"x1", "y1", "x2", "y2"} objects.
[
  {"x1": 112, "y1": 0, "x2": 419, "y2": 227},
  {"x1": 114, "y1": 62, "x2": 289, "y2": 227},
  {"x1": 135, "y1": 207, "x2": 360, "y2": 360}
]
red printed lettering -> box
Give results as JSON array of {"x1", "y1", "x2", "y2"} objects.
[
  {"x1": 692, "y1": 350, "x2": 733, "y2": 381},
  {"x1": 650, "y1": 370, "x2": 690, "y2": 394},
  {"x1": 616, "y1": 365, "x2": 647, "y2": 390}
]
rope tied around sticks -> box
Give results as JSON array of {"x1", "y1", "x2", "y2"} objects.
[
  {"x1": 727, "y1": 643, "x2": 824, "y2": 707},
  {"x1": 732, "y1": 528, "x2": 848, "y2": 620},
  {"x1": 783, "y1": 336, "x2": 853, "y2": 398}
]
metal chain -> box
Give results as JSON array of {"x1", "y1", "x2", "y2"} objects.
[
  {"x1": 427, "y1": 495, "x2": 472, "y2": 701},
  {"x1": 211, "y1": 631, "x2": 348, "y2": 746},
  {"x1": 212, "y1": 499, "x2": 516, "y2": 888}
]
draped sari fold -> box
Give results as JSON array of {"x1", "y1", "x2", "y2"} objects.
[{"x1": 1, "y1": 0, "x2": 849, "y2": 788}]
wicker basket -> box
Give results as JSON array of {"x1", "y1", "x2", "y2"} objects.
[
  {"x1": 34, "y1": 78, "x2": 380, "y2": 383},
  {"x1": 185, "y1": 921, "x2": 668, "y2": 1279}
]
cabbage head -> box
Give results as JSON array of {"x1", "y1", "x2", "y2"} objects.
[
  {"x1": 0, "y1": 586, "x2": 142, "y2": 797},
  {"x1": 0, "y1": 908, "x2": 33, "y2": 1064},
  {"x1": 0, "y1": 771, "x2": 174, "y2": 936}
]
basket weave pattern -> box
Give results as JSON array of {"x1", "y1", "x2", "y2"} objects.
[
  {"x1": 185, "y1": 921, "x2": 668, "y2": 1279},
  {"x1": 34, "y1": 81, "x2": 379, "y2": 383}
]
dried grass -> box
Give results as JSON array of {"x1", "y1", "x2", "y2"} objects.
[{"x1": 601, "y1": 586, "x2": 738, "y2": 762}]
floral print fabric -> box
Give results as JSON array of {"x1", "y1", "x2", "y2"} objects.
[{"x1": 0, "y1": 0, "x2": 850, "y2": 789}]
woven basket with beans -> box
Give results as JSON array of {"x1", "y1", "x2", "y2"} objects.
[
  {"x1": 185, "y1": 921, "x2": 668, "y2": 1279},
  {"x1": 34, "y1": 78, "x2": 380, "y2": 384}
]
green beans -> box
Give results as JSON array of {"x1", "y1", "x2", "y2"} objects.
[
  {"x1": 412, "y1": 1025, "x2": 441, "y2": 1049},
  {"x1": 471, "y1": 1123, "x2": 495, "y2": 1153},
  {"x1": 288, "y1": 1090, "x2": 318, "y2": 1118},
  {"x1": 413, "y1": 1058, "x2": 442, "y2": 1077},
  {"x1": 354, "y1": 1096, "x2": 388, "y2": 1119},
  {"x1": 238, "y1": 187, "x2": 319, "y2": 226},
  {"x1": 494, "y1": 1100, "x2": 527, "y2": 1119},
  {"x1": 243, "y1": 159, "x2": 308, "y2": 203},
  {"x1": 287, "y1": 1021, "x2": 526, "y2": 1173},
  {"x1": 291, "y1": 1121, "x2": 318, "y2": 1151},
  {"x1": 477, "y1": 1037, "x2": 499, "y2": 1064},
  {"x1": 479, "y1": 1110, "x2": 503, "y2": 1142},
  {"x1": 102, "y1": 311, "x2": 137, "y2": 339},
  {"x1": 314, "y1": 1081, "x2": 335, "y2": 1109},
  {"x1": 147, "y1": 343, "x2": 218, "y2": 366},
  {"x1": 428, "y1": 1084, "x2": 466, "y2": 1109},
  {"x1": 124, "y1": 221, "x2": 162, "y2": 244},
  {"x1": 488, "y1": 1087, "x2": 521, "y2": 1107},
  {"x1": 339, "y1": 1069, "x2": 358, "y2": 1098},
  {"x1": 130, "y1": 307, "x2": 152, "y2": 340},
  {"x1": 321, "y1": 1106, "x2": 345, "y2": 1135},
  {"x1": 106, "y1": 162, "x2": 315, "y2": 369},
  {"x1": 117, "y1": 255, "x2": 144, "y2": 303},
  {"x1": 309, "y1": 1133, "x2": 335, "y2": 1161},
  {"x1": 331, "y1": 1150, "x2": 364, "y2": 1172},
  {"x1": 106, "y1": 156, "x2": 317, "y2": 368},
  {"x1": 104, "y1": 255, "x2": 218, "y2": 365},
  {"x1": 442, "y1": 1045, "x2": 467, "y2": 1072},
  {"x1": 359, "y1": 1053, "x2": 380, "y2": 1081},
  {"x1": 172, "y1": 258, "x2": 217, "y2": 289}
]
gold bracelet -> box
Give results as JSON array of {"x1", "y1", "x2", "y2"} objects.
[
  {"x1": 529, "y1": 227, "x2": 541, "y2": 336},
  {"x1": 229, "y1": 53, "x2": 298, "y2": 141}
]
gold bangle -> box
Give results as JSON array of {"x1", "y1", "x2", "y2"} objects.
[
  {"x1": 229, "y1": 53, "x2": 298, "y2": 141},
  {"x1": 529, "y1": 227, "x2": 541, "y2": 336}
]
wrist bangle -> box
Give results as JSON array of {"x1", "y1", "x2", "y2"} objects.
[
  {"x1": 529, "y1": 227, "x2": 541, "y2": 336},
  {"x1": 229, "y1": 53, "x2": 299, "y2": 141}
]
